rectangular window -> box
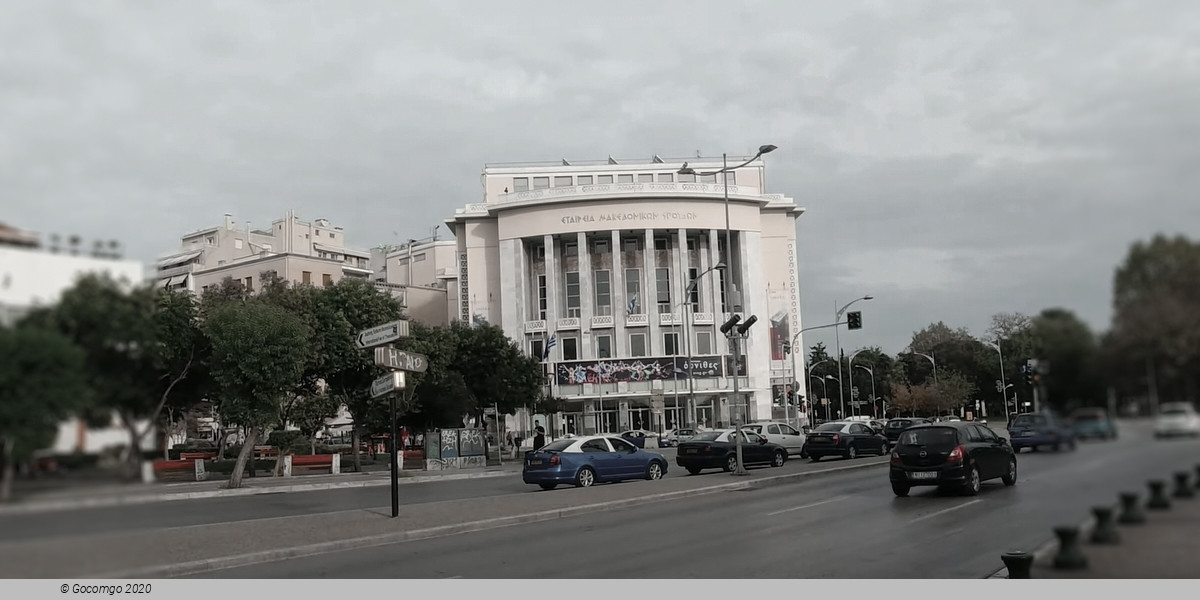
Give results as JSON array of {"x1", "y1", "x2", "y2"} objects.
[
  {"x1": 697, "y1": 331, "x2": 713, "y2": 355},
  {"x1": 622, "y1": 237, "x2": 639, "y2": 253},
  {"x1": 206, "y1": 236, "x2": 215, "y2": 246},
  {"x1": 531, "y1": 339, "x2": 545, "y2": 361},
  {"x1": 537, "y1": 275, "x2": 547, "y2": 320},
  {"x1": 637, "y1": 173, "x2": 654, "y2": 183},
  {"x1": 664, "y1": 333, "x2": 680, "y2": 356},
  {"x1": 244, "y1": 277, "x2": 253, "y2": 291},
  {"x1": 302, "y1": 271, "x2": 312, "y2": 285},
  {"x1": 562, "y1": 337, "x2": 579, "y2": 361},
  {"x1": 597, "y1": 174, "x2": 614, "y2": 184},
  {"x1": 592, "y1": 239, "x2": 609, "y2": 254},
  {"x1": 322, "y1": 273, "x2": 333, "y2": 287},
  {"x1": 700, "y1": 173, "x2": 717, "y2": 183},
  {"x1": 594, "y1": 270, "x2": 611, "y2": 316},
  {"x1": 513, "y1": 178, "x2": 529, "y2": 192},
  {"x1": 235, "y1": 239, "x2": 244, "y2": 250},
  {"x1": 564, "y1": 242, "x2": 578, "y2": 257},
  {"x1": 686, "y1": 237, "x2": 697, "y2": 251},
  {"x1": 625, "y1": 268, "x2": 641, "y2": 314},
  {"x1": 413, "y1": 253, "x2": 427, "y2": 262},
  {"x1": 724, "y1": 172, "x2": 737, "y2": 185},
  {"x1": 678, "y1": 172, "x2": 696, "y2": 183},
  {"x1": 629, "y1": 333, "x2": 647, "y2": 357},
  {"x1": 654, "y1": 237, "x2": 669, "y2": 251},
  {"x1": 688, "y1": 267, "x2": 700, "y2": 311},
  {"x1": 534, "y1": 244, "x2": 545, "y2": 259},
  {"x1": 554, "y1": 176, "x2": 573, "y2": 187},
  {"x1": 532, "y1": 176, "x2": 550, "y2": 189},
  {"x1": 717, "y1": 269, "x2": 727, "y2": 312},
  {"x1": 578, "y1": 175, "x2": 593, "y2": 185},
  {"x1": 656, "y1": 267, "x2": 671, "y2": 313},
  {"x1": 565, "y1": 272, "x2": 581, "y2": 317},
  {"x1": 596, "y1": 335, "x2": 612, "y2": 359},
  {"x1": 617, "y1": 174, "x2": 634, "y2": 183},
  {"x1": 658, "y1": 173, "x2": 674, "y2": 182}
]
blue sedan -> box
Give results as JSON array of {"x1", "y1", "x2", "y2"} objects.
[{"x1": 522, "y1": 435, "x2": 669, "y2": 490}]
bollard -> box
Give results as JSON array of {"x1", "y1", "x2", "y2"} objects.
[
  {"x1": 1118, "y1": 492, "x2": 1146, "y2": 524},
  {"x1": 1052, "y1": 526, "x2": 1088, "y2": 570},
  {"x1": 1089, "y1": 506, "x2": 1120, "y2": 544},
  {"x1": 1147, "y1": 480, "x2": 1171, "y2": 510},
  {"x1": 1001, "y1": 551, "x2": 1034, "y2": 579},
  {"x1": 1174, "y1": 471, "x2": 1195, "y2": 499}
]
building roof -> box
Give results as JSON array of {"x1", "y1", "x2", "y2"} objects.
[
  {"x1": 313, "y1": 243, "x2": 371, "y2": 259},
  {"x1": 0, "y1": 223, "x2": 40, "y2": 248}
]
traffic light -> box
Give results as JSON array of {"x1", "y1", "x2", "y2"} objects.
[
  {"x1": 846, "y1": 311, "x2": 862, "y2": 330},
  {"x1": 736, "y1": 315, "x2": 758, "y2": 335},
  {"x1": 720, "y1": 314, "x2": 742, "y2": 335},
  {"x1": 1022, "y1": 364, "x2": 1034, "y2": 386},
  {"x1": 782, "y1": 342, "x2": 792, "y2": 355}
]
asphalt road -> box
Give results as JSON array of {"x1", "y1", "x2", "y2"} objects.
[
  {"x1": 0, "y1": 446, "x2": 805, "y2": 543},
  {"x1": 200, "y1": 420, "x2": 1200, "y2": 578}
]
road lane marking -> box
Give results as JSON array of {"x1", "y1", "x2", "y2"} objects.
[
  {"x1": 766, "y1": 496, "x2": 847, "y2": 517},
  {"x1": 907, "y1": 499, "x2": 982, "y2": 524}
]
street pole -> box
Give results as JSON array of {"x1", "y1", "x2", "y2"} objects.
[
  {"x1": 847, "y1": 349, "x2": 865, "y2": 417},
  {"x1": 806, "y1": 358, "x2": 828, "y2": 426},
  {"x1": 916, "y1": 351, "x2": 938, "y2": 413},
  {"x1": 389, "y1": 390, "x2": 399, "y2": 518},
  {"x1": 856, "y1": 365, "x2": 876, "y2": 418},
  {"x1": 810, "y1": 375, "x2": 828, "y2": 422},
  {"x1": 985, "y1": 339, "x2": 1009, "y2": 417},
  {"x1": 833, "y1": 300, "x2": 844, "y2": 420}
]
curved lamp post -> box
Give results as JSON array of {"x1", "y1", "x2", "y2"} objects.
[
  {"x1": 681, "y1": 262, "x2": 726, "y2": 427},
  {"x1": 834, "y1": 296, "x2": 873, "y2": 421}
]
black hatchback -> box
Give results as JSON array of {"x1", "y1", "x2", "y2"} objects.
[{"x1": 889, "y1": 422, "x2": 1017, "y2": 497}]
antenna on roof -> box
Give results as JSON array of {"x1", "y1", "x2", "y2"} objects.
[
  {"x1": 562, "y1": 159, "x2": 571, "y2": 166},
  {"x1": 652, "y1": 154, "x2": 664, "y2": 163},
  {"x1": 608, "y1": 156, "x2": 618, "y2": 165}
]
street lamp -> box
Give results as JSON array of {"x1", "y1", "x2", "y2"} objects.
[
  {"x1": 682, "y1": 262, "x2": 726, "y2": 427},
  {"x1": 721, "y1": 313, "x2": 759, "y2": 476},
  {"x1": 914, "y1": 351, "x2": 938, "y2": 415},
  {"x1": 846, "y1": 349, "x2": 868, "y2": 417},
  {"x1": 855, "y1": 364, "x2": 877, "y2": 417},
  {"x1": 809, "y1": 374, "x2": 828, "y2": 421},
  {"x1": 802, "y1": 358, "x2": 829, "y2": 428},
  {"x1": 982, "y1": 339, "x2": 1010, "y2": 418},
  {"x1": 833, "y1": 296, "x2": 873, "y2": 422},
  {"x1": 824, "y1": 374, "x2": 841, "y2": 419}
]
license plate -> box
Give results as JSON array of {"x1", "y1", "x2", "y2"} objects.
[
  {"x1": 529, "y1": 460, "x2": 542, "y2": 465},
  {"x1": 910, "y1": 471, "x2": 938, "y2": 480},
  {"x1": 685, "y1": 448, "x2": 697, "y2": 454}
]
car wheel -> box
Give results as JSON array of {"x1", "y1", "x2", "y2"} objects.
[
  {"x1": 575, "y1": 466, "x2": 596, "y2": 488},
  {"x1": 772, "y1": 450, "x2": 785, "y2": 467},
  {"x1": 962, "y1": 464, "x2": 981, "y2": 496},
  {"x1": 892, "y1": 483, "x2": 910, "y2": 497},
  {"x1": 1002, "y1": 458, "x2": 1017, "y2": 486},
  {"x1": 539, "y1": 483, "x2": 557, "y2": 491},
  {"x1": 724, "y1": 454, "x2": 738, "y2": 472},
  {"x1": 686, "y1": 466, "x2": 702, "y2": 475},
  {"x1": 810, "y1": 455, "x2": 821, "y2": 463},
  {"x1": 645, "y1": 461, "x2": 664, "y2": 480},
  {"x1": 846, "y1": 445, "x2": 858, "y2": 460}
]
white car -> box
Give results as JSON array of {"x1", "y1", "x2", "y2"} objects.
[
  {"x1": 661, "y1": 427, "x2": 705, "y2": 447},
  {"x1": 742, "y1": 421, "x2": 807, "y2": 457},
  {"x1": 1154, "y1": 403, "x2": 1200, "y2": 438}
]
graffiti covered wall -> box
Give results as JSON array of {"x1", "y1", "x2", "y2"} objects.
[{"x1": 555, "y1": 355, "x2": 746, "y2": 385}]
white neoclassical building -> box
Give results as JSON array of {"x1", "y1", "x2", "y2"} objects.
[{"x1": 444, "y1": 155, "x2": 806, "y2": 435}]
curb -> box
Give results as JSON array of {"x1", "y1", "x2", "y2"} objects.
[
  {"x1": 0, "y1": 470, "x2": 521, "y2": 516},
  {"x1": 90, "y1": 458, "x2": 889, "y2": 578}
]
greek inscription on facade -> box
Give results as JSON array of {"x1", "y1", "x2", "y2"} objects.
[{"x1": 561, "y1": 211, "x2": 698, "y2": 225}]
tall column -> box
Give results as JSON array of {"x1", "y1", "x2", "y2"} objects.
[
  {"x1": 707, "y1": 229, "x2": 722, "y2": 319},
  {"x1": 611, "y1": 230, "x2": 626, "y2": 357},
  {"x1": 543, "y1": 234, "x2": 559, "y2": 355},
  {"x1": 577, "y1": 231, "x2": 593, "y2": 360},
  {"x1": 498, "y1": 238, "x2": 524, "y2": 341},
  {"x1": 642, "y1": 228, "x2": 658, "y2": 356}
]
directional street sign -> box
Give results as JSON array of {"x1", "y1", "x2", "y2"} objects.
[
  {"x1": 370, "y1": 372, "x2": 406, "y2": 398},
  {"x1": 357, "y1": 320, "x2": 409, "y2": 349},
  {"x1": 374, "y1": 347, "x2": 429, "y2": 373}
]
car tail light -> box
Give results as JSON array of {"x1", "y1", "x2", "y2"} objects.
[
  {"x1": 890, "y1": 451, "x2": 901, "y2": 466},
  {"x1": 549, "y1": 454, "x2": 560, "y2": 466},
  {"x1": 947, "y1": 445, "x2": 966, "y2": 463},
  {"x1": 832, "y1": 434, "x2": 840, "y2": 443},
  {"x1": 704, "y1": 445, "x2": 713, "y2": 452}
]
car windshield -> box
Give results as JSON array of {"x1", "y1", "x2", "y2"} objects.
[
  {"x1": 677, "y1": 429, "x2": 694, "y2": 436},
  {"x1": 742, "y1": 425, "x2": 763, "y2": 432},
  {"x1": 815, "y1": 423, "x2": 845, "y2": 432},
  {"x1": 540, "y1": 439, "x2": 574, "y2": 452},
  {"x1": 886, "y1": 420, "x2": 910, "y2": 429},
  {"x1": 1011, "y1": 415, "x2": 1047, "y2": 427},
  {"x1": 690, "y1": 432, "x2": 723, "y2": 442},
  {"x1": 898, "y1": 427, "x2": 959, "y2": 447}
]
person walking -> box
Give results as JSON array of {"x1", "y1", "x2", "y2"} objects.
[{"x1": 533, "y1": 420, "x2": 546, "y2": 451}]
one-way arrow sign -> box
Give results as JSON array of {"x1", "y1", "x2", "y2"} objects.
[
  {"x1": 357, "y1": 320, "x2": 409, "y2": 349},
  {"x1": 374, "y1": 347, "x2": 429, "y2": 373}
]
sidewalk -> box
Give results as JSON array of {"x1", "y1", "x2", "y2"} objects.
[
  {"x1": 0, "y1": 458, "x2": 888, "y2": 578},
  {"x1": 0, "y1": 465, "x2": 524, "y2": 516}
]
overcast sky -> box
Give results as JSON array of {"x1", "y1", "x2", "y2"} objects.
[{"x1": 3, "y1": 1, "x2": 1198, "y2": 355}]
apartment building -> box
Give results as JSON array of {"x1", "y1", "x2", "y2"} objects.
[
  {"x1": 370, "y1": 235, "x2": 459, "y2": 327},
  {"x1": 444, "y1": 155, "x2": 806, "y2": 435}
]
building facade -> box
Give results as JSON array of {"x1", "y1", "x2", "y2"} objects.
[
  {"x1": 445, "y1": 155, "x2": 806, "y2": 435},
  {"x1": 370, "y1": 237, "x2": 459, "y2": 327},
  {"x1": 154, "y1": 212, "x2": 374, "y2": 295}
]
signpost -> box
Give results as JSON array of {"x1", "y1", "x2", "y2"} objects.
[
  {"x1": 357, "y1": 320, "x2": 417, "y2": 518},
  {"x1": 356, "y1": 320, "x2": 409, "y2": 349}
]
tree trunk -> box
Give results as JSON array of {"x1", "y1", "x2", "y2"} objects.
[
  {"x1": 310, "y1": 436, "x2": 316, "y2": 456},
  {"x1": 0, "y1": 438, "x2": 15, "y2": 503},
  {"x1": 271, "y1": 448, "x2": 291, "y2": 478},
  {"x1": 352, "y1": 426, "x2": 362, "y2": 473},
  {"x1": 228, "y1": 427, "x2": 260, "y2": 489},
  {"x1": 122, "y1": 416, "x2": 143, "y2": 482}
]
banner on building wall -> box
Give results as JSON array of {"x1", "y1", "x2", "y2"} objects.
[
  {"x1": 555, "y1": 355, "x2": 746, "y2": 385},
  {"x1": 769, "y1": 287, "x2": 790, "y2": 361}
]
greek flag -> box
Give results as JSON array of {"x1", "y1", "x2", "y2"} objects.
[
  {"x1": 542, "y1": 335, "x2": 557, "y2": 361},
  {"x1": 627, "y1": 294, "x2": 639, "y2": 316}
]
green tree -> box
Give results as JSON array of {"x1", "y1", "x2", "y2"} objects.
[
  {"x1": 204, "y1": 300, "x2": 312, "y2": 488},
  {"x1": 1029, "y1": 308, "x2": 1101, "y2": 412},
  {"x1": 0, "y1": 327, "x2": 89, "y2": 501}
]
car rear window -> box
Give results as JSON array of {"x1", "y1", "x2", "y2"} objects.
[
  {"x1": 690, "y1": 432, "x2": 723, "y2": 442},
  {"x1": 1162, "y1": 408, "x2": 1189, "y2": 417},
  {"x1": 898, "y1": 427, "x2": 959, "y2": 447},
  {"x1": 886, "y1": 420, "x2": 911, "y2": 429},
  {"x1": 1011, "y1": 415, "x2": 1047, "y2": 427},
  {"x1": 540, "y1": 440, "x2": 574, "y2": 452},
  {"x1": 815, "y1": 422, "x2": 846, "y2": 432}
]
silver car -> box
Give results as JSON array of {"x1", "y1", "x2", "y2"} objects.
[{"x1": 662, "y1": 427, "x2": 704, "y2": 447}]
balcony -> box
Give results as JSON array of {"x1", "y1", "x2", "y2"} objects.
[
  {"x1": 658, "y1": 312, "x2": 681, "y2": 326},
  {"x1": 525, "y1": 320, "x2": 547, "y2": 332},
  {"x1": 556, "y1": 317, "x2": 580, "y2": 330},
  {"x1": 692, "y1": 312, "x2": 715, "y2": 325},
  {"x1": 625, "y1": 314, "x2": 649, "y2": 327},
  {"x1": 590, "y1": 315, "x2": 614, "y2": 329}
]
